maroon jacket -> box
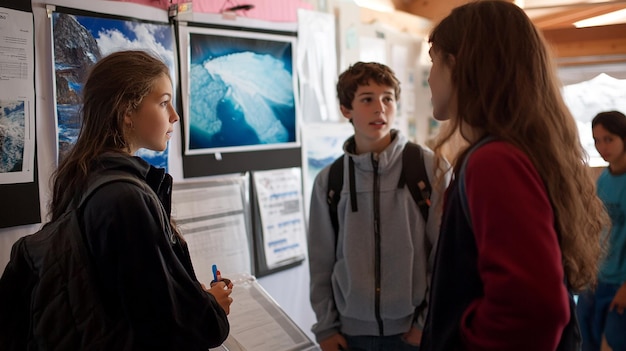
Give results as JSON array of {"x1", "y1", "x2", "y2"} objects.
[{"x1": 422, "y1": 141, "x2": 569, "y2": 351}]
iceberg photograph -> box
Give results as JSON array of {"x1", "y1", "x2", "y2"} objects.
[{"x1": 185, "y1": 29, "x2": 298, "y2": 155}]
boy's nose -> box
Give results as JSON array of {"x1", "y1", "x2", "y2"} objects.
[{"x1": 376, "y1": 99, "x2": 386, "y2": 112}]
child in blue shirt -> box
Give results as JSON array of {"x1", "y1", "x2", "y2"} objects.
[{"x1": 578, "y1": 110, "x2": 626, "y2": 351}]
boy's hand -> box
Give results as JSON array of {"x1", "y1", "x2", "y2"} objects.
[
  {"x1": 319, "y1": 333, "x2": 348, "y2": 351},
  {"x1": 402, "y1": 326, "x2": 422, "y2": 346}
]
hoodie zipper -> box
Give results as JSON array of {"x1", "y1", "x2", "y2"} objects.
[{"x1": 372, "y1": 156, "x2": 384, "y2": 335}]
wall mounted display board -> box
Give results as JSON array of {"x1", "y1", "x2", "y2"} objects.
[
  {"x1": 49, "y1": 5, "x2": 176, "y2": 170},
  {"x1": 209, "y1": 273, "x2": 319, "y2": 351},
  {"x1": 176, "y1": 18, "x2": 301, "y2": 177},
  {"x1": 172, "y1": 174, "x2": 253, "y2": 282},
  {"x1": 0, "y1": 1, "x2": 40, "y2": 228},
  {"x1": 250, "y1": 167, "x2": 307, "y2": 277}
]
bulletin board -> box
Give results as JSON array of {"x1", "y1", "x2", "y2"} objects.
[{"x1": 0, "y1": 0, "x2": 40, "y2": 228}]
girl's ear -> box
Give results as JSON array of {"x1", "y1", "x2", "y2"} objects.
[{"x1": 123, "y1": 109, "x2": 134, "y2": 129}]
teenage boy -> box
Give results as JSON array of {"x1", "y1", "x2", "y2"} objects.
[{"x1": 308, "y1": 62, "x2": 450, "y2": 351}]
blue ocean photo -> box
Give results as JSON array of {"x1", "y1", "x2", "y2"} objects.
[{"x1": 187, "y1": 32, "x2": 297, "y2": 154}]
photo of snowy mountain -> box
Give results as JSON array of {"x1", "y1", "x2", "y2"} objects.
[
  {"x1": 0, "y1": 100, "x2": 25, "y2": 173},
  {"x1": 51, "y1": 10, "x2": 176, "y2": 170},
  {"x1": 184, "y1": 28, "x2": 299, "y2": 155}
]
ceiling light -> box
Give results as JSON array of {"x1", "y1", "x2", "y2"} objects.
[
  {"x1": 574, "y1": 8, "x2": 626, "y2": 28},
  {"x1": 354, "y1": 0, "x2": 395, "y2": 13}
]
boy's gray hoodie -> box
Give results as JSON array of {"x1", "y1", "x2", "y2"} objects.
[{"x1": 307, "y1": 130, "x2": 449, "y2": 342}]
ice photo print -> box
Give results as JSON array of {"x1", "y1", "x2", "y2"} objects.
[{"x1": 179, "y1": 25, "x2": 300, "y2": 155}]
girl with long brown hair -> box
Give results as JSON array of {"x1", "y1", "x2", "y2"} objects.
[{"x1": 420, "y1": 2, "x2": 608, "y2": 350}]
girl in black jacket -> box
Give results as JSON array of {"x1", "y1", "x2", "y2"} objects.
[{"x1": 48, "y1": 50, "x2": 231, "y2": 350}]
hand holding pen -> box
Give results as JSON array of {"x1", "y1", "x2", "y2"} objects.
[
  {"x1": 211, "y1": 264, "x2": 232, "y2": 288},
  {"x1": 203, "y1": 264, "x2": 233, "y2": 314}
]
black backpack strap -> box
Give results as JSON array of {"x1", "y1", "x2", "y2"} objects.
[
  {"x1": 327, "y1": 155, "x2": 345, "y2": 239},
  {"x1": 397, "y1": 142, "x2": 431, "y2": 222},
  {"x1": 78, "y1": 173, "x2": 145, "y2": 209}
]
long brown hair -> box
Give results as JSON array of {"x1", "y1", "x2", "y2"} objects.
[
  {"x1": 50, "y1": 50, "x2": 170, "y2": 221},
  {"x1": 429, "y1": 0, "x2": 608, "y2": 291}
]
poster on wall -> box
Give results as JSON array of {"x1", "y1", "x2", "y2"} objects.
[
  {"x1": 49, "y1": 6, "x2": 176, "y2": 170},
  {"x1": 0, "y1": 3, "x2": 41, "y2": 228},
  {"x1": 296, "y1": 9, "x2": 339, "y2": 123},
  {"x1": 301, "y1": 122, "x2": 353, "y2": 216},
  {"x1": 0, "y1": 7, "x2": 35, "y2": 185},
  {"x1": 252, "y1": 167, "x2": 306, "y2": 275},
  {"x1": 178, "y1": 24, "x2": 300, "y2": 156},
  {"x1": 172, "y1": 175, "x2": 252, "y2": 282}
]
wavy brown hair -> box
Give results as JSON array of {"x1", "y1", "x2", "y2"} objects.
[
  {"x1": 50, "y1": 50, "x2": 170, "y2": 221},
  {"x1": 336, "y1": 61, "x2": 401, "y2": 109},
  {"x1": 429, "y1": 0, "x2": 608, "y2": 291}
]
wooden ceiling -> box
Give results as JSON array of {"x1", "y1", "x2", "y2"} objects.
[{"x1": 390, "y1": 0, "x2": 626, "y2": 65}]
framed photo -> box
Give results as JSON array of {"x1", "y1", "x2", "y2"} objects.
[
  {"x1": 50, "y1": 6, "x2": 176, "y2": 169},
  {"x1": 178, "y1": 25, "x2": 300, "y2": 156}
]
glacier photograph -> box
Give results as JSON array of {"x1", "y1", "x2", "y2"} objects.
[
  {"x1": 51, "y1": 10, "x2": 175, "y2": 170},
  {"x1": 186, "y1": 30, "x2": 298, "y2": 155},
  {"x1": 0, "y1": 100, "x2": 25, "y2": 173}
]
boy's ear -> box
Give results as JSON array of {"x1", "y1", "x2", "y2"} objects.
[{"x1": 340, "y1": 105, "x2": 352, "y2": 119}]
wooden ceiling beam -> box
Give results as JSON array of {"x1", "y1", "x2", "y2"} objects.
[
  {"x1": 390, "y1": 0, "x2": 513, "y2": 22},
  {"x1": 543, "y1": 23, "x2": 626, "y2": 60},
  {"x1": 531, "y1": 4, "x2": 626, "y2": 29},
  {"x1": 390, "y1": 0, "x2": 626, "y2": 62}
]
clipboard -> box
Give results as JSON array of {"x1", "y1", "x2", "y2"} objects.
[{"x1": 210, "y1": 273, "x2": 320, "y2": 351}]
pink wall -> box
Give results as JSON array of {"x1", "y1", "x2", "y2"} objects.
[{"x1": 114, "y1": 0, "x2": 314, "y2": 22}]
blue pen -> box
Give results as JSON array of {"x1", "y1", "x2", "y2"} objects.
[{"x1": 212, "y1": 264, "x2": 218, "y2": 282}]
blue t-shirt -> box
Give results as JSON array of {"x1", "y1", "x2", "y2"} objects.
[{"x1": 597, "y1": 168, "x2": 626, "y2": 284}]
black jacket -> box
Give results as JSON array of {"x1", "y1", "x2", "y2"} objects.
[{"x1": 0, "y1": 153, "x2": 229, "y2": 350}]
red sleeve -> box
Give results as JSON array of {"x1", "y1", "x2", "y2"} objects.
[{"x1": 460, "y1": 142, "x2": 569, "y2": 351}]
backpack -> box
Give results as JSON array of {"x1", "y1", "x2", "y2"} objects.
[
  {"x1": 0, "y1": 173, "x2": 144, "y2": 350},
  {"x1": 326, "y1": 141, "x2": 432, "y2": 236},
  {"x1": 457, "y1": 137, "x2": 582, "y2": 351}
]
